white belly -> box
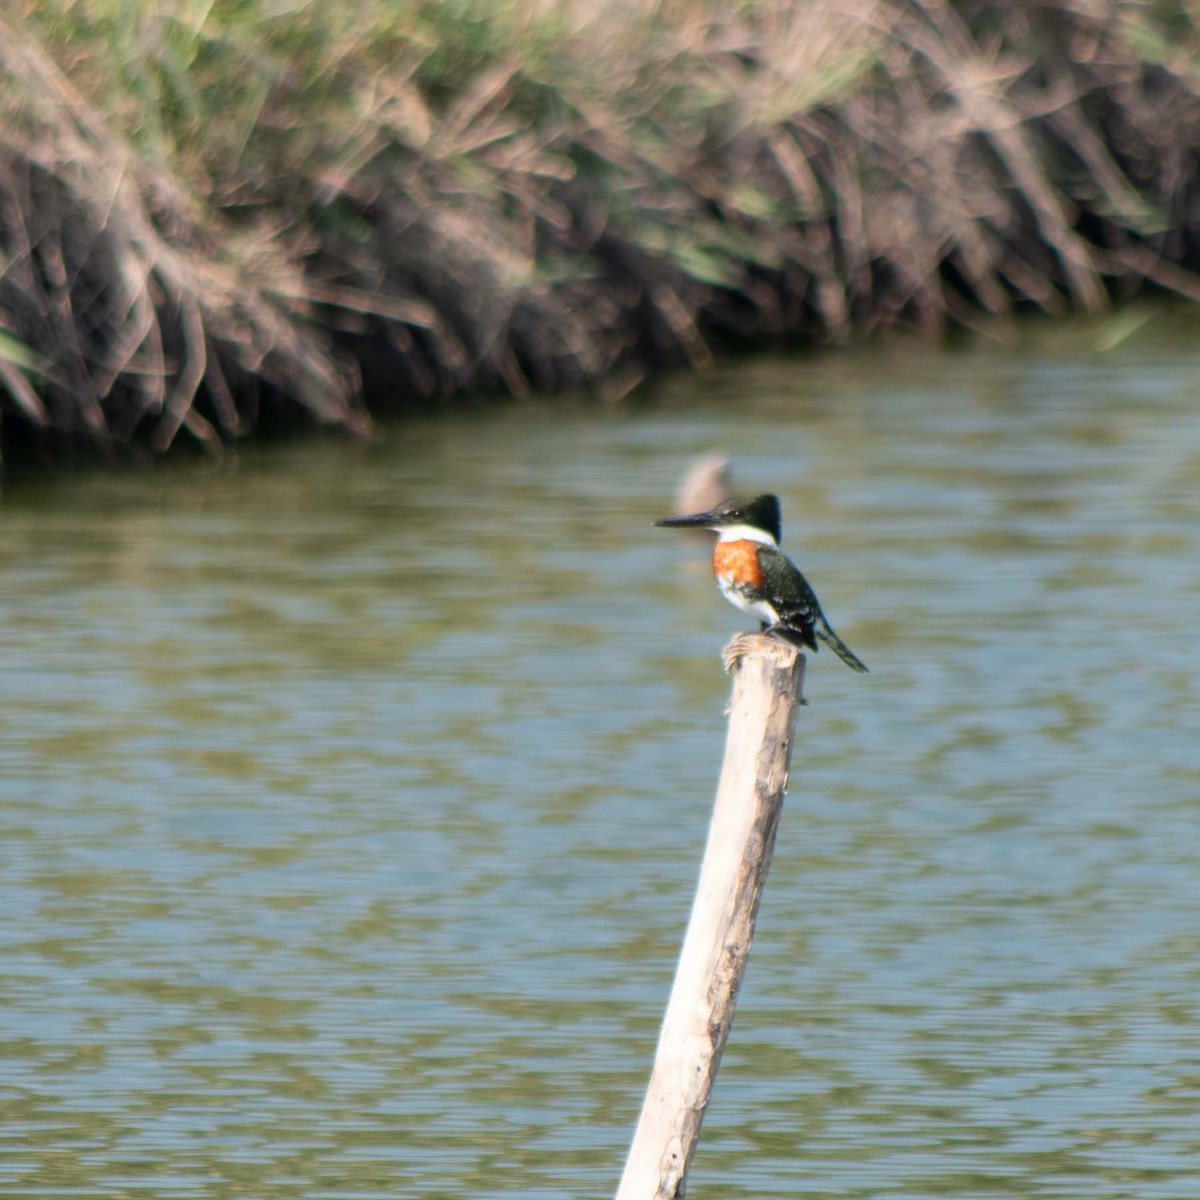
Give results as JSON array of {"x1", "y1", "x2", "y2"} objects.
[{"x1": 717, "y1": 575, "x2": 778, "y2": 625}]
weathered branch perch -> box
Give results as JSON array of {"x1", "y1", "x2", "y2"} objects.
[{"x1": 617, "y1": 632, "x2": 807, "y2": 1200}]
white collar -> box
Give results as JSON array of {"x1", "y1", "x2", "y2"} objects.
[{"x1": 714, "y1": 523, "x2": 776, "y2": 546}]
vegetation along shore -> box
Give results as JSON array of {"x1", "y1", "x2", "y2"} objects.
[{"x1": 3, "y1": 1, "x2": 1200, "y2": 459}]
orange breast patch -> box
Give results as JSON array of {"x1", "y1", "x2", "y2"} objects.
[{"x1": 712, "y1": 540, "x2": 763, "y2": 587}]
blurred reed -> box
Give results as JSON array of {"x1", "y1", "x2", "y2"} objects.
[{"x1": 3, "y1": 1, "x2": 1199, "y2": 456}]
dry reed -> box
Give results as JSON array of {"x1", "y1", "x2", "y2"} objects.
[{"x1": 3, "y1": 0, "x2": 1200, "y2": 456}]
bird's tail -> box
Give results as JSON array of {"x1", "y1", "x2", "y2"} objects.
[{"x1": 816, "y1": 624, "x2": 869, "y2": 673}]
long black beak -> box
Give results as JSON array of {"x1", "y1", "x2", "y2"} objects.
[{"x1": 653, "y1": 510, "x2": 716, "y2": 528}]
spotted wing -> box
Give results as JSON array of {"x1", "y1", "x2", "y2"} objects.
[
  {"x1": 756, "y1": 546, "x2": 870, "y2": 671},
  {"x1": 754, "y1": 546, "x2": 822, "y2": 651}
]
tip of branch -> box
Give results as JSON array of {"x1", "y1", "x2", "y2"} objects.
[
  {"x1": 721, "y1": 631, "x2": 801, "y2": 675},
  {"x1": 722, "y1": 633, "x2": 807, "y2": 707}
]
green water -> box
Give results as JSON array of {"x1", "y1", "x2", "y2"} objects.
[{"x1": 2, "y1": 327, "x2": 1199, "y2": 1198}]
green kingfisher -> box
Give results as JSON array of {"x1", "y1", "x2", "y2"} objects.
[{"x1": 655, "y1": 493, "x2": 869, "y2": 673}]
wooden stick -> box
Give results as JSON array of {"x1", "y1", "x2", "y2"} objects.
[{"x1": 616, "y1": 632, "x2": 807, "y2": 1200}]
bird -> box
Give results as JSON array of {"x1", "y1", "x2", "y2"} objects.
[{"x1": 654, "y1": 492, "x2": 868, "y2": 672}]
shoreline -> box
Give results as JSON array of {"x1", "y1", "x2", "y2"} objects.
[{"x1": 3, "y1": 1, "x2": 1200, "y2": 462}]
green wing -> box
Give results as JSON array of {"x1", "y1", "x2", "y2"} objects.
[
  {"x1": 755, "y1": 546, "x2": 821, "y2": 650},
  {"x1": 756, "y1": 545, "x2": 869, "y2": 672}
]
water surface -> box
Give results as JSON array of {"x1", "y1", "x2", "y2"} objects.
[{"x1": 1, "y1": 325, "x2": 1199, "y2": 1197}]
